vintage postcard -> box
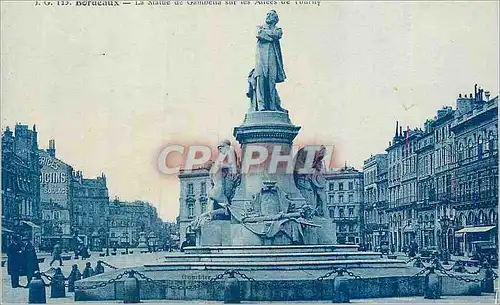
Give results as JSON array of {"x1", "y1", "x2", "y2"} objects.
[{"x1": 1, "y1": 1, "x2": 498, "y2": 304}]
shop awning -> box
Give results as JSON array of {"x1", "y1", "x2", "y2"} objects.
[
  {"x1": 455, "y1": 226, "x2": 496, "y2": 234},
  {"x1": 21, "y1": 221, "x2": 41, "y2": 229},
  {"x1": 2, "y1": 227, "x2": 14, "y2": 234},
  {"x1": 41, "y1": 235, "x2": 73, "y2": 239}
]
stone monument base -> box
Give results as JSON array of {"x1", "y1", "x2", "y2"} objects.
[
  {"x1": 197, "y1": 218, "x2": 336, "y2": 246},
  {"x1": 75, "y1": 260, "x2": 483, "y2": 301}
]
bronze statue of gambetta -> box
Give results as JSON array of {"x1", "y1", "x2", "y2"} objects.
[{"x1": 247, "y1": 10, "x2": 287, "y2": 112}]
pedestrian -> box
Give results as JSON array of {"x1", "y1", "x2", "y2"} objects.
[
  {"x1": 80, "y1": 245, "x2": 90, "y2": 260},
  {"x1": 50, "y1": 243, "x2": 63, "y2": 266},
  {"x1": 68, "y1": 264, "x2": 82, "y2": 292},
  {"x1": 82, "y1": 262, "x2": 94, "y2": 278},
  {"x1": 7, "y1": 235, "x2": 23, "y2": 288},
  {"x1": 23, "y1": 238, "x2": 39, "y2": 286},
  {"x1": 95, "y1": 261, "x2": 104, "y2": 275}
]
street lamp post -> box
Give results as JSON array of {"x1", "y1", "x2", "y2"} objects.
[
  {"x1": 439, "y1": 215, "x2": 453, "y2": 264},
  {"x1": 105, "y1": 216, "x2": 110, "y2": 256},
  {"x1": 125, "y1": 232, "x2": 129, "y2": 254}
]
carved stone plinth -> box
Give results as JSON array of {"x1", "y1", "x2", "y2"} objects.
[{"x1": 233, "y1": 111, "x2": 302, "y2": 205}]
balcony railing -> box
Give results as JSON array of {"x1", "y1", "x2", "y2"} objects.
[
  {"x1": 332, "y1": 216, "x2": 358, "y2": 223},
  {"x1": 364, "y1": 223, "x2": 389, "y2": 231}
]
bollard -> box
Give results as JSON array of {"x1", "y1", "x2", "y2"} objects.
[
  {"x1": 453, "y1": 260, "x2": 465, "y2": 273},
  {"x1": 224, "y1": 270, "x2": 240, "y2": 304},
  {"x1": 482, "y1": 263, "x2": 494, "y2": 293},
  {"x1": 413, "y1": 256, "x2": 424, "y2": 268},
  {"x1": 68, "y1": 264, "x2": 82, "y2": 293},
  {"x1": 50, "y1": 267, "x2": 66, "y2": 298},
  {"x1": 95, "y1": 261, "x2": 105, "y2": 275},
  {"x1": 28, "y1": 271, "x2": 46, "y2": 304},
  {"x1": 424, "y1": 266, "x2": 441, "y2": 299},
  {"x1": 123, "y1": 271, "x2": 140, "y2": 303},
  {"x1": 332, "y1": 269, "x2": 350, "y2": 303},
  {"x1": 431, "y1": 257, "x2": 442, "y2": 271}
]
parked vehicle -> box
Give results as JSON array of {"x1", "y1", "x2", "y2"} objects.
[
  {"x1": 420, "y1": 246, "x2": 440, "y2": 259},
  {"x1": 471, "y1": 241, "x2": 498, "y2": 267}
]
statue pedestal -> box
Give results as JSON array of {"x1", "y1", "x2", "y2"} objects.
[
  {"x1": 233, "y1": 111, "x2": 302, "y2": 203},
  {"x1": 195, "y1": 111, "x2": 334, "y2": 247}
]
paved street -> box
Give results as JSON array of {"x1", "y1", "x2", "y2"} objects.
[
  {"x1": 2, "y1": 251, "x2": 498, "y2": 304},
  {"x1": 1, "y1": 249, "x2": 166, "y2": 304}
]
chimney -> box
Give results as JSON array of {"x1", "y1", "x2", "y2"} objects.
[
  {"x1": 47, "y1": 139, "x2": 56, "y2": 158},
  {"x1": 399, "y1": 126, "x2": 403, "y2": 137},
  {"x1": 395, "y1": 121, "x2": 399, "y2": 137}
]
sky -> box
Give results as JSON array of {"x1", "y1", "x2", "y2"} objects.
[{"x1": 1, "y1": 1, "x2": 498, "y2": 221}]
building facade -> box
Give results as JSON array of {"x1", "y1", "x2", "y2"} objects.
[
  {"x1": 108, "y1": 198, "x2": 163, "y2": 248},
  {"x1": 178, "y1": 168, "x2": 211, "y2": 243},
  {"x1": 1, "y1": 124, "x2": 41, "y2": 251},
  {"x1": 324, "y1": 167, "x2": 364, "y2": 245},
  {"x1": 72, "y1": 170, "x2": 109, "y2": 250},
  {"x1": 362, "y1": 154, "x2": 389, "y2": 251},
  {"x1": 38, "y1": 142, "x2": 74, "y2": 250},
  {"x1": 451, "y1": 90, "x2": 498, "y2": 256},
  {"x1": 376, "y1": 85, "x2": 498, "y2": 255}
]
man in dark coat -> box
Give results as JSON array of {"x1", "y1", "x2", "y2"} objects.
[
  {"x1": 80, "y1": 245, "x2": 90, "y2": 259},
  {"x1": 7, "y1": 235, "x2": 23, "y2": 288},
  {"x1": 23, "y1": 239, "x2": 40, "y2": 285},
  {"x1": 82, "y1": 262, "x2": 94, "y2": 278}
]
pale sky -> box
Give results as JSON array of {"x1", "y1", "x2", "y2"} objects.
[{"x1": 1, "y1": 1, "x2": 498, "y2": 221}]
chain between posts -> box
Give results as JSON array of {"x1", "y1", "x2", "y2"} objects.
[
  {"x1": 412, "y1": 267, "x2": 429, "y2": 278},
  {"x1": 436, "y1": 267, "x2": 492, "y2": 283},
  {"x1": 40, "y1": 272, "x2": 53, "y2": 282},
  {"x1": 463, "y1": 266, "x2": 482, "y2": 275},
  {"x1": 69, "y1": 262, "x2": 497, "y2": 292},
  {"x1": 74, "y1": 270, "x2": 128, "y2": 291},
  {"x1": 99, "y1": 260, "x2": 119, "y2": 270},
  {"x1": 232, "y1": 269, "x2": 257, "y2": 282}
]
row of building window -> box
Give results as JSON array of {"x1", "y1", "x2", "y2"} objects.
[
  {"x1": 76, "y1": 188, "x2": 108, "y2": 197},
  {"x1": 329, "y1": 194, "x2": 355, "y2": 204},
  {"x1": 328, "y1": 181, "x2": 355, "y2": 192},
  {"x1": 364, "y1": 187, "x2": 386, "y2": 204},
  {"x1": 337, "y1": 224, "x2": 357, "y2": 233},
  {"x1": 186, "y1": 199, "x2": 208, "y2": 217},
  {"x1": 388, "y1": 130, "x2": 497, "y2": 166},
  {"x1": 2, "y1": 197, "x2": 35, "y2": 217},
  {"x1": 43, "y1": 210, "x2": 61, "y2": 220},
  {"x1": 388, "y1": 173, "x2": 498, "y2": 205},
  {"x1": 187, "y1": 182, "x2": 207, "y2": 195},
  {"x1": 364, "y1": 170, "x2": 377, "y2": 185},
  {"x1": 328, "y1": 206, "x2": 356, "y2": 218},
  {"x1": 388, "y1": 209, "x2": 497, "y2": 228},
  {"x1": 3, "y1": 174, "x2": 35, "y2": 193}
]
